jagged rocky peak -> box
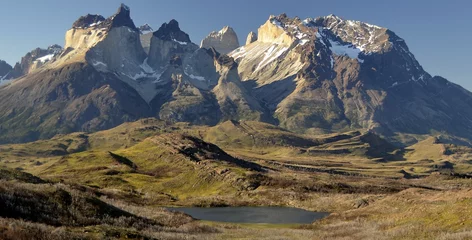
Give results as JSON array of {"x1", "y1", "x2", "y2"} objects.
[
  {"x1": 139, "y1": 24, "x2": 154, "y2": 34},
  {"x1": 9, "y1": 44, "x2": 63, "y2": 78},
  {"x1": 72, "y1": 14, "x2": 106, "y2": 28},
  {"x1": 200, "y1": 26, "x2": 240, "y2": 55},
  {"x1": 303, "y1": 14, "x2": 393, "y2": 53},
  {"x1": 106, "y1": 3, "x2": 137, "y2": 30},
  {"x1": 70, "y1": 4, "x2": 137, "y2": 31},
  {"x1": 246, "y1": 31, "x2": 257, "y2": 45},
  {"x1": 153, "y1": 19, "x2": 191, "y2": 43},
  {"x1": 257, "y1": 13, "x2": 299, "y2": 45},
  {"x1": 64, "y1": 3, "x2": 143, "y2": 68}
]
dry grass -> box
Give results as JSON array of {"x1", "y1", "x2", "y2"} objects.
[{"x1": 2, "y1": 119, "x2": 472, "y2": 239}]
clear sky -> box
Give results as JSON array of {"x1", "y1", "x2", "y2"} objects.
[{"x1": 0, "y1": 0, "x2": 470, "y2": 89}]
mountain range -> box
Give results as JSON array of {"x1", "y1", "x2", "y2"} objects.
[{"x1": 0, "y1": 4, "x2": 470, "y2": 145}]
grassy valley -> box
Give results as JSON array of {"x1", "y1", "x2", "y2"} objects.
[{"x1": 1, "y1": 118, "x2": 472, "y2": 239}]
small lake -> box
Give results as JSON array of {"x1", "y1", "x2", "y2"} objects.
[{"x1": 166, "y1": 207, "x2": 330, "y2": 224}]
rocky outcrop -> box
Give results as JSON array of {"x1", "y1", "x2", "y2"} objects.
[
  {"x1": 103, "y1": 4, "x2": 138, "y2": 31},
  {"x1": 210, "y1": 51, "x2": 266, "y2": 122},
  {"x1": 246, "y1": 31, "x2": 257, "y2": 45},
  {"x1": 72, "y1": 14, "x2": 105, "y2": 28},
  {"x1": 200, "y1": 26, "x2": 240, "y2": 55},
  {"x1": 257, "y1": 14, "x2": 295, "y2": 46},
  {"x1": 147, "y1": 19, "x2": 197, "y2": 69},
  {"x1": 9, "y1": 45, "x2": 62, "y2": 79},
  {"x1": 153, "y1": 19, "x2": 191, "y2": 43},
  {"x1": 138, "y1": 24, "x2": 153, "y2": 34}
]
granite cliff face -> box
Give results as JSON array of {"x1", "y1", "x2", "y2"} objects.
[
  {"x1": 200, "y1": 26, "x2": 240, "y2": 54},
  {"x1": 139, "y1": 24, "x2": 154, "y2": 54},
  {"x1": 1, "y1": 7, "x2": 471, "y2": 144}
]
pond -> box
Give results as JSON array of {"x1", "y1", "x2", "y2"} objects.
[{"x1": 166, "y1": 206, "x2": 330, "y2": 224}]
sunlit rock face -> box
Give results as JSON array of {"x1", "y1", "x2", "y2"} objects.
[
  {"x1": 245, "y1": 31, "x2": 257, "y2": 45},
  {"x1": 200, "y1": 26, "x2": 240, "y2": 55}
]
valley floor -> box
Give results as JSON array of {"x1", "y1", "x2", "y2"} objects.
[{"x1": 1, "y1": 119, "x2": 472, "y2": 239}]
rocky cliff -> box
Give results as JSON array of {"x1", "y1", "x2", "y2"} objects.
[{"x1": 200, "y1": 26, "x2": 240, "y2": 54}]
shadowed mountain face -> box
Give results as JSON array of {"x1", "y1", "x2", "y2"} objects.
[
  {"x1": 0, "y1": 60, "x2": 12, "y2": 84},
  {"x1": 0, "y1": 6, "x2": 471, "y2": 144},
  {"x1": 0, "y1": 63, "x2": 151, "y2": 143}
]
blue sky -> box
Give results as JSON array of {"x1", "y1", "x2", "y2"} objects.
[{"x1": 0, "y1": 0, "x2": 470, "y2": 89}]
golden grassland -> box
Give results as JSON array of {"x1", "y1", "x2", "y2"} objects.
[{"x1": 1, "y1": 118, "x2": 472, "y2": 239}]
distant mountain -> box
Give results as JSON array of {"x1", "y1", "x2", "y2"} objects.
[
  {"x1": 0, "y1": 6, "x2": 471, "y2": 145},
  {"x1": 138, "y1": 23, "x2": 153, "y2": 34},
  {"x1": 200, "y1": 26, "x2": 240, "y2": 54},
  {"x1": 8, "y1": 45, "x2": 62, "y2": 79},
  {"x1": 0, "y1": 60, "x2": 12, "y2": 85}
]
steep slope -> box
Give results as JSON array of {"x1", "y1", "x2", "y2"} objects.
[
  {"x1": 0, "y1": 4, "x2": 152, "y2": 144},
  {"x1": 0, "y1": 62, "x2": 151, "y2": 144},
  {"x1": 146, "y1": 21, "x2": 265, "y2": 125},
  {"x1": 200, "y1": 26, "x2": 240, "y2": 54},
  {"x1": 229, "y1": 14, "x2": 472, "y2": 142}
]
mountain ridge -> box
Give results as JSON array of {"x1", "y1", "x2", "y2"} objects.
[{"x1": 0, "y1": 5, "x2": 470, "y2": 145}]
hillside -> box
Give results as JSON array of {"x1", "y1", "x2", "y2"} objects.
[{"x1": 1, "y1": 118, "x2": 472, "y2": 239}]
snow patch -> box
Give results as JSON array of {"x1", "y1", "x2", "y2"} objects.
[
  {"x1": 140, "y1": 29, "x2": 153, "y2": 35},
  {"x1": 328, "y1": 39, "x2": 364, "y2": 63},
  {"x1": 140, "y1": 58, "x2": 154, "y2": 73},
  {"x1": 91, "y1": 60, "x2": 108, "y2": 71},
  {"x1": 271, "y1": 19, "x2": 283, "y2": 29},
  {"x1": 89, "y1": 21, "x2": 102, "y2": 27},
  {"x1": 36, "y1": 54, "x2": 54, "y2": 63},
  {"x1": 299, "y1": 39, "x2": 309, "y2": 45},
  {"x1": 230, "y1": 46, "x2": 247, "y2": 60},
  {"x1": 173, "y1": 39, "x2": 188, "y2": 45},
  {"x1": 255, "y1": 45, "x2": 288, "y2": 71}
]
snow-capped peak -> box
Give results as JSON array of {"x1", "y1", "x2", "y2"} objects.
[{"x1": 139, "y1": 24, "x2": 154, "y2": 34}]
